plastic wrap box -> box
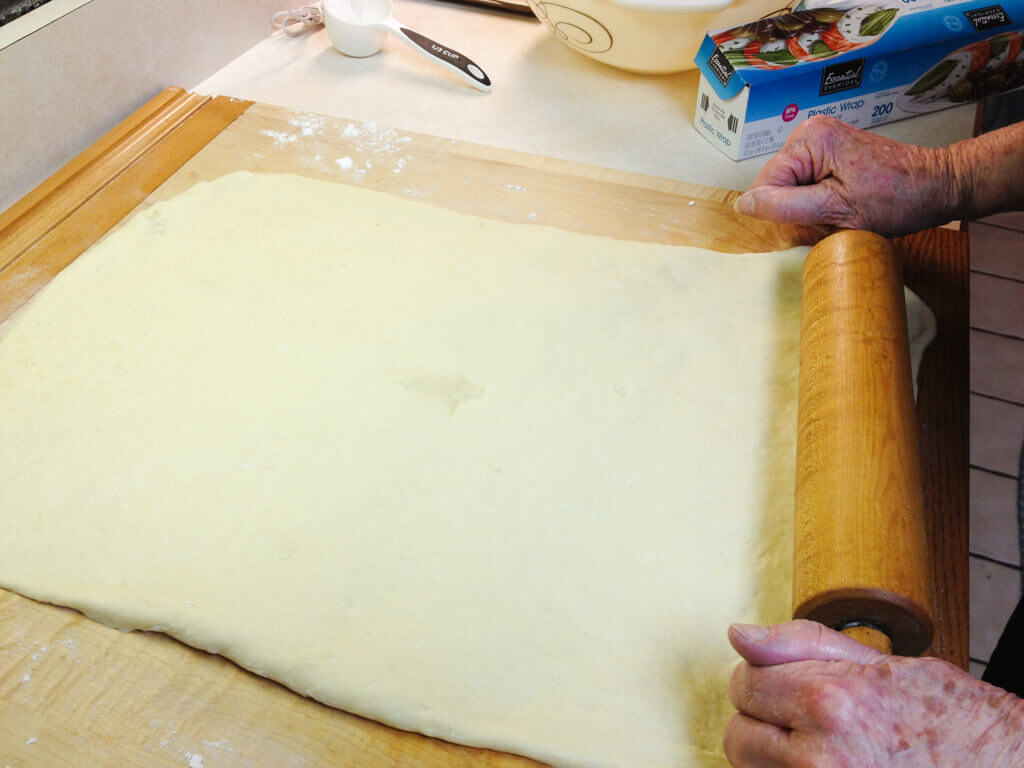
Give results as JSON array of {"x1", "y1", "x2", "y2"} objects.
[{"x1": 693, "y1": 0, "x2": 1024, "y2": 159}]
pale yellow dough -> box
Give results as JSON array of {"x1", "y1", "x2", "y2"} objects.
[{"x1": 0, "y1": 172, "x2": 932, "y2": 768}]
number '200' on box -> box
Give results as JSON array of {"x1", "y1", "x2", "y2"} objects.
[{"x1": 693, "y1": 0, "x2": 1024, "y2": 160}]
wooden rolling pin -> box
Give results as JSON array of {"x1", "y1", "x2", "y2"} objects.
[{"x1": 794, "y1": 230, "x2": 935, "y2": 656}]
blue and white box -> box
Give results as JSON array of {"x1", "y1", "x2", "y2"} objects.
[{"x1": 694, "y1": 0, "x2": 1024, "y2": 159}]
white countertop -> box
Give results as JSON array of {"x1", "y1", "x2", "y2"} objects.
[{"x1": 196, "y1": 0, "x2": 976, "y2": 190}]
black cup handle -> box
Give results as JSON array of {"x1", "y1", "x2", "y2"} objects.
[{"x1": 395, "y1": 26, "x2": 492, "y2": 91}]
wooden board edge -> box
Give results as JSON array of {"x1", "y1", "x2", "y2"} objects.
[
  {"x1": 0, "y1": 88, "x2": 193, "y2": 233},
  {"x1": 0, "y1": 589, "x2": 550, "y2": 768},
  {"x1": 0, "y1": 89, "x2": 215, "y2": 270},
  {"x1": 0, "y1": 91, "x2": 253, "y2": 324},
  {"x1": 896, "y1": 227, "x2": 969, "y2": 669},
  {"x1": 238, "y1": 102, "x2": 821, "y2": 253}
]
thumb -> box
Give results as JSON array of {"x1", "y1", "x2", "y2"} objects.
[
  {"x1": 728, "y1": 619, "x2": 889, "y2": 667},
  {"x1": 734, "y1": 183, "x2": 847, "y2": 227}
]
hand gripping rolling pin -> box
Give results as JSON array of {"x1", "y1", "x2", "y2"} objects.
[{"x1": 794, "y1": 230, "x2": 935, "y2": 656}]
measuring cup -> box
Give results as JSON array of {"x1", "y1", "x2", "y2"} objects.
[{"x1": 323, "y1": 0, "x2": 492, "y2": 91}]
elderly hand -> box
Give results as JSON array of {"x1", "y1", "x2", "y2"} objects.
[
  {"x1": 724, "y1": 619, "x2": 1024, "y2": 767},
  {"x1": 733, "y1": 116, "x2": 962, "y2": 237}
]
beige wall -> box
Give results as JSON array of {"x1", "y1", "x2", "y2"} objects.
[{"x1": 0, "y1": 0, "x2": 281, "y2": 212}]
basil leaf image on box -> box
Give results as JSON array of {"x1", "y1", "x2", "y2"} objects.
[
  {"x1": 904, "y1": 31, "x2": 1024, "y2": 104},
  {"x1": 859, "y1": 7, "x2": 897, "y2": 37},
  {"x1": 713, "y1": 4, "x2": 900, "y2": 70}
]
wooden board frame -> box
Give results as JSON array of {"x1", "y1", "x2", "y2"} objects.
[{"x1": 0, "y1": 87, "x2": 968, "y2": 767}]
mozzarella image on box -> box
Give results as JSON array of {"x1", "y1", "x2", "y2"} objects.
[{"x1": 693, "y1": 0, "x2": 1024, "y2": 160}]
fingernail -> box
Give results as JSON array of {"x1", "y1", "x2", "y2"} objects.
[
  {"x1": 731, "y1": 623, "x2": 770, "y2": 642},
  {"x1": 734, "y1": 193, "x2": 755, "y2": 216}
]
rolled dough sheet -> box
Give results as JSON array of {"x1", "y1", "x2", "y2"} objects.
[{"x1": 0, "y1": 172, "x2": 933, "y2": 768}]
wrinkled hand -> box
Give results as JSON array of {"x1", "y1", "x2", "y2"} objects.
[
  {"x1": 724, "y1": 619, "x2": 1024, "y2": 767},
  {"x1": 734, "y1": 117, "x2": 963, "y2": 237}
]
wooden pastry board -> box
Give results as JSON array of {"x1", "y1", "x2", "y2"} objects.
[{"x1": 0, "y1": 88, "x2": 968, "y2": 768}]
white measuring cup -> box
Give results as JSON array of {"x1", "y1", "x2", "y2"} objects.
[{"x1": 323, "y1": 0, "x2": 491, "y2": 91}]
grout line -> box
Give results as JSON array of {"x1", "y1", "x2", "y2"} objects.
[
  {"x1": 970, "y1": 269, "x2": 1024, "y2": 286},
  {"x1": 969, "y1": 326, "x2": 1024, "y2": 342},
  {"x1": 971, "y1": 327, "x2": 1024, "y2": 342},
  {"x1": 974, "y1": 220, "x2": 1024, "y2": 235},
  {"x1": 970, "y1": 464, "x2": 1021, "y2": 480},
  {"x1": 970, "y1": 552, "x2": 1019, "y2": 573},
  {"x1": 970, "y1": 552, "x2": 1023, "y2": 571},
  {"x1": 971, "y1": 391, "x2": 1024, "y2": 408}
]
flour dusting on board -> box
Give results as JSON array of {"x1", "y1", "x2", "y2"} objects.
[
  {"x1": 339, "y1": 121, "x2": 414, "y2": 175},
  {"x1": 183, "y1": 750, "x2": 204, "y2": 768},
  {"x1": 288, "y1": 113, "x2": 326, "y2": 137},
  {"x1": 256, "y1": 113, "x2": 416, "y2": 178},
  {"x1": 203, "y1": 739, "x2": 234, "y2": 751},
  {"x1": 260, "y1": 129, "x2": 298, "y2": 147}
]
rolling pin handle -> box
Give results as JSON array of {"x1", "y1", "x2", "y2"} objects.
[{"x1": 838, "y1": 622, "x2": 894, "y2": 655}]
